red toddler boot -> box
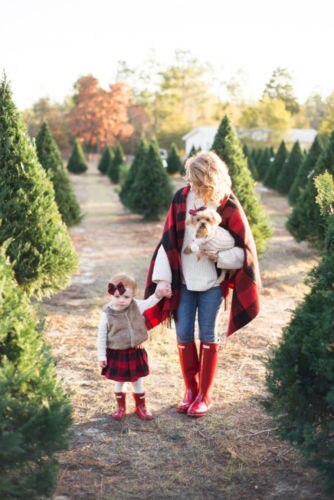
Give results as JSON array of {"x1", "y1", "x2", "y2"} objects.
[
  {"x1": 111, "y1": 392, "x2": 126, "y2": 420},
  {"x1": 133, "y1": 393, "x2": 153, "y2": 420}
]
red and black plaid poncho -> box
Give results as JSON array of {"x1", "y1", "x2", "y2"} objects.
[{"x1": 144, "y1": 186, "x2": 261, "y2": 336}]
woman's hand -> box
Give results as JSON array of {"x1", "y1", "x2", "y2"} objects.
[
  {"x1": 155, "y1": 280, "x2": 172, "y2": 299},
  {"x1": 99, "y1": 360, "x2": 107, "y2": 368},
  {"x1": 201, "y1": 249, "x2": 218, "y2": 262}
]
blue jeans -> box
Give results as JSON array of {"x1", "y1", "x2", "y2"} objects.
[{"x1": 175, "y1": 285, "x2": 223, "y2": 343}]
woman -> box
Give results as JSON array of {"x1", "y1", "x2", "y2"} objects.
[{"x1": 144, "y1": 151, "x2": 261, "y2": 417}]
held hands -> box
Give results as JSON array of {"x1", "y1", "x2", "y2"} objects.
[
  {"x1": 155, "y1": 280, "x2": 172, "y2": 299},
  {"x1": 99, "y1": 360, "x2": 107, "y2": 368}
]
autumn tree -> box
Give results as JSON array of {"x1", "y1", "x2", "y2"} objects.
[
  {"x1": 211, "y1": 115, "x2": 272, "y2": 255},
  {"x1": 35, "y1": 122, "x2": 82, "y2": 226},
  {"x1": 68, "y1": 75, "x2": 133, "y2": 152},
  {"x1": 319, "y1": 89, "x2": 334, "y2": 134},
  {"x1": 67, "y1": 139, "x2": 88, "y2": 174},
  {"x1": 262, "y1": 67, "x2": 300, "y2": 114},
  {"x1": 0, "y1": 77, "x2": 77, "y2": 298}
]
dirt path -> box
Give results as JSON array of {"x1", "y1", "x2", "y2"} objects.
[{"x1": 46, "y1": 162, "x2": 327, "y2": 499}]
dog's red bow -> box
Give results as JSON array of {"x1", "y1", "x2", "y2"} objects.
[
  {"x1": 108, "y1": 282, "x2": 126, "y2": 295},
  {"x1": 188, "y1": 206, "x2": 207, "y2": 216}
]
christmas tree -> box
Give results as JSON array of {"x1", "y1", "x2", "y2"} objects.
[
  {"x1": 211, "y1": 115, "x2": 272, "y2": 255},
  {"x1": 0, "y1": 77, "x2": 77, "y2": 298},
  {"x1": 0, "y1": 248, "x2": 72, "y2": 497},
  {"x1": 67, "y1": 139, "x2": 88, "y2": 174},
  {"x1": 119, "y1": 138, "x2": 148, "y2": 209},
  {"x1": 98, "y1": 145, "x2": 113, "y2": 175},
  {"x1": 263, "y1": 171, "x2": 334, "y2": 492},
  {"x1": 36, "y1": 122, "x2": 82, "y2": 227},
  {"x1": 263, "y1": 140, "x2": 288, "y2": 189},
  {"x1": 167, "y1": 143, "x2": 183, "y2": 175},
  {"x1": 276, "y1": 141, "x2": 303, "y2": 196},
  {"x1": 288, "y1": 136, "x2": 323, "y2": 205},
  {"x1": 286, "y1": 131, "x2": 334, "y2": 248},
  {"x1": 130, "y1": 140, "x2": 173, "y2": 220},
  {"x1": 107, "y1": 143, "x2": 125, "y2": 184}
]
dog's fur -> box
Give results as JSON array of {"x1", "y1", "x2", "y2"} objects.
[{"x1": 183, "y1": 207, "x2": 235, "y2": 283}]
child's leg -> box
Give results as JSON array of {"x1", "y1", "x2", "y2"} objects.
[
  {"x1": 132, "y1": 378, "x2": 153, "y2": 420},
  {"x1": 112, "y1": 381, "x2": 127, "y2": 420}
]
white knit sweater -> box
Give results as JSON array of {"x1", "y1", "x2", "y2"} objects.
[
  {"x1": 97, "y1": 294, "x2": 159, "y2": 362},
  {"x1": 152, "y1": 190, "x2": 245, "y2": 291}
]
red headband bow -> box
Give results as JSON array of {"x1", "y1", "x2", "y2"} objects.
[
  {"x1": 108, "y1": 282, "x2": 126, "y2": 295},
  {"x1": 188, "y1": 206, "x2": 207, "y2": 216}
]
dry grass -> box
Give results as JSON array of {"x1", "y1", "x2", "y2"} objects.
[{"x1": 44, "y1": 164, "x2": 328, "y2": 499}]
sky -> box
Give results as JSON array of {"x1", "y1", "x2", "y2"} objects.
[{"x1": 1, "y1": 0, "x2": 334, "y2": 110}]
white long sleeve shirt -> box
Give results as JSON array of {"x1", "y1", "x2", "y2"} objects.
[
  {"x1": 97, "y1": 294, "x2": 159, "y2": 362},
  {"x1": 152, "y1": 190, "x2": 245, "y2": 291}
]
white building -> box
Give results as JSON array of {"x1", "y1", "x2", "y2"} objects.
[{"x1": 182, "y1": 126, "x2": 318, "y2": 154}]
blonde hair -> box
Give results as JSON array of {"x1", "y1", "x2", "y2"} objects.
[
  {"x1": 108, "y1": 273, "x2": 137, "y2": 293},
  {"x1": 184, "y1": 151, "x2": 232, "y2": 204}
]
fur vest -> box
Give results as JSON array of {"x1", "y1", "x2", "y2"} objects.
[{"x1": 103, "y1": 301, "x2": 148, "y2": 349}]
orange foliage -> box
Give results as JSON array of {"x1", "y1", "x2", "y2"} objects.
[{"x1": 69, "y1": 75, "x2": 134, "y2": 151}]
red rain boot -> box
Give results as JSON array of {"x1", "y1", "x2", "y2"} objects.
[
  {"x1": 187, "y1": 342, "x2": 219, "y2": 417},
  {"x1": 133, "y1": 393, "x2": 153, "y2": 420},
  {"x1": 176, "y1": 341, "x2": 200, "y2": 413},
  {"x1": 111, "y1": 392, "x2": 126, "y2": 420}
]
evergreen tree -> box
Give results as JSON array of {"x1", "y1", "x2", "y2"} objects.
[
  {"x1": 67, "y1": 139, "x2": 88, "y2": 174},
  {"x1": 107, "y1": 143, "x2": 125, "y2": 183},
  {"x1": 167, "y1": 143, "x2": 183, "y2": 175},
  {"x1": 286, "y1": 131, "x2": 334, "y2": 247},
  {"x1": 119, "y1": 138, "x2": 148, "y2": 209},
  {"x1": 288, "y1": 136, "x2": 323, "y2": 205},
  {"x1": 263, "y1": 141, "x2": 288, "y2": 189},
  {"x1": 98, "y1": 145, "x2": 113, "y2": 175},
  {"x1": 0, "y1": 77, "x2": 77, "y2": 298},
  {"x1": 211, "y1": 115, "x2": 272, "y2": 255},
  {"x1": 257, "y1": 148, "x2": 272, "y2": 183},
  {"x1": 243, "y1": 144, "x2": 258, "y2": 180},
  {"x1": 130, "y1": 140, "x2": 173, "y2": 220},
  {"x1": 263, "y1": 173, "x2": 334, "y2": 492},
  {"x1": 36, "y1": 122, "x2": 82, "y2": 227},
  {"x1": 0, "y1": 249, "x2": 72, "y2": 498},
  {"x1": 276, "y1": 141, "x2": 303, "y2": 196}
]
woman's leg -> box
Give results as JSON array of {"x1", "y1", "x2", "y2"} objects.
[
  {"x1": 175, "y1": 285, "x2": 200, "y2": 412},
  {"x1": 187, "y1": 286, "x2": 222, "y2": 417}
]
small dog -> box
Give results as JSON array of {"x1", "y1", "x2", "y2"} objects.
[{"x1": 183, "y1": 206, "x2": 235, "y2": 283}]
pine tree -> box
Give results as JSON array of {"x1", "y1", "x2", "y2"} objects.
[
  {"x1": 119, "y1": 138, "x2": 148, "y2": 209},
  {"x1": 263, "y1": 172, "x2": 334, "y2": 492},
  {"x1": 36, "y1": 122, "x2": 82, "y2": 227},
  {"x1": 0, "y1": 248, "x2": 72, "y2": 498},
  {"x1": 276, "y1": 141, "x2": 303, "y2": 196},
  {"x1": 257, "y1": 148, "x2": 272, "y2": 183},
  {"x1": 167, "y1": 143, "x2": 183, "y2": 175},
  {"x1": 98, "y1": 145, "x2": 113, "y2": 175},
  {"x1": 107, "y1": 143, "x2": 125, "y2": 183},
  {"x1": 286, "y1": 131, "x2": 334, "y2": 247},
  {"x1": 0, "y1": 77, "x2": 77, "y2": 298},
  {"x1": 130, "y1": 140, "x2": 173, "y2": 220},
  {"x1": 67, "y1": 139, "x2": 88, "y2": 174},
  {"x1": 288, "y1": 136, "x2": 323, "y2": 205},
  {"x1": 243, "y1": 144, "x2": 258, "y2": 180},
  {"x1": 263, "y1": 141, "x2": 288, "y2": 189},
  {"x1": 211, "y1": 115, "x2": 272, "y2": 255}
]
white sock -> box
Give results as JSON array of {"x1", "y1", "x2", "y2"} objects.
[
  {"x1": 131, "y1": 378, "x2": 144, "y2": 393},
  {"x1": 114, "y1": 381, "x2": 126, "y2": 393}
]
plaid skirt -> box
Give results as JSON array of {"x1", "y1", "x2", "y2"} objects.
[{"x1": 101, "y1": 347, "x2": 149, "y2": 382}]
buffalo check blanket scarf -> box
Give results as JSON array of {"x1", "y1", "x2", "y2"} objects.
[{"x1": 144, "y1": 186, "x2": 261, "y2": 336}]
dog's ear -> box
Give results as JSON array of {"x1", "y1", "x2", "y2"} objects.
[{"x1": 213, "y1": 211, "x2": 222, "y2": 225}]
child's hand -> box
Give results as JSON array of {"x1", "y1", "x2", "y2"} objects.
[
  {"x1": 99, "y1": 360, "x2": 107, "y2": 368},
  {"x1": 155, "y1": 281, "x2": 172, "y2": 299}
]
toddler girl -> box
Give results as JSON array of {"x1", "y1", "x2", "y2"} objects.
[{"x1": 97, "y1": 272, "x2": 171, "y2": 420}]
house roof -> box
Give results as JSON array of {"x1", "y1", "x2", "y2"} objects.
[{"x1": 182, "y1": 126, "x2": 218, "y2": 140}]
